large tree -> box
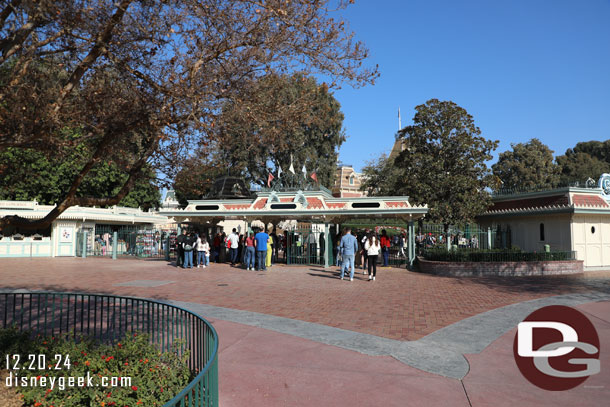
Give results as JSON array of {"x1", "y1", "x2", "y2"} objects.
[
  {"x1": 492, "y1": 138, "x2": 560, "y2": 191},
  {"x1": 0, "y1": 0, "x2": 377, "y2": 231},
  {"x1": 363, "y1": 99, "x2": 498, "y2": 231},
  {"x1": 173, "y1": 151, "x2": 227, "y2": 207},
  {"x1": 556, "y1": 152, "x2": 609, "y2": 185},
  {"x1": 567, "y1": 140, "x2": 610, "y2": 163},
  {"x1": 0, "y1": 146, "x2": 160, "y2": 210},
  {"x1": 206, "y1": 73, "x2": 345, "y2": 188},
  {"x1": 360, "y1": 153, "x2": 402, "y2": 196},
  {"x1": 556, "y1": 140, "x2": 610, "y2": 184}
]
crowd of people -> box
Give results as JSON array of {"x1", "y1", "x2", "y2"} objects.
[
  {"x1": 415, "y1": 232, "x2": 479, "y2": 251},
  {"x1": 334, "y1": 228, "x2": 407, "y2": 282},
  {"x1": 174, "y1": 227, "x2": 282, "y2": 271},
  {"x1": 174, "y1": 226, "x2": 424, "y2": 279}
]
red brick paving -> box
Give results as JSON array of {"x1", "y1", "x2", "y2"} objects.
[{"x1": 0, "y1": 258, "x2": 608, "y2": 341}]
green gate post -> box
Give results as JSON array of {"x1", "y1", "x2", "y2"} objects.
[
  {"x1": 81, "y1": 231, "x2": 87, "y2": 258},
  {"x1": 408, "y1": 220, "x2": 415, "y2": 269},
  {"x1": 324, "y1": 223, "x2": 330, "y2": 268},
  {"x1": 487, "y1": 227, "x2": 492, "y2": 250},
  {"x1": 112, "y1": 231, "x2": 118, "y2": 260},
  {"x1": 165, "y1": 236, "x2": 170, "y2": 261}
]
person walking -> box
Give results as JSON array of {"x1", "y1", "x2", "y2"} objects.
[
  {"x1": 339, "y1": 228, "x2": 358, "y2": 281},
  {"x1": 380, "y1": 229, "x2": 391, "y2": 267},
  {"x1": 365, "y1": 233, "x2": 380, "y2": 281},
  {"x1": 227, "y1": 228, "x2": 239, "y2": 266},
  {"x1": 254, "y1": 227, "x2": 269, "y2": 271},
  {"x1": 360, "y1": 229, "x2": 369, "y2": 274},
  {"x1": 244, "y1": 232, "x2": 256, "y2": 270}
]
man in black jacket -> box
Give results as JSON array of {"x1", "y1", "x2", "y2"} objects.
[
  {"x1": 176, "y1": 229, "x2": 187, "y2": 267},
  {"x1": 183, "y1": 231, "x2": 196, "y2": 269}
]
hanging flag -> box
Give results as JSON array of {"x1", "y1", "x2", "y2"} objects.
[
  {"x1": 267, "y1": 172, "x2": 275, "y2": 187},
  {"x1": 277, "y1": 165, "x2": 282, "y2": 178},
  {"x1": 302, "y1": 164, "x2": 307, "y2": 178},
  {"x1": 310, "y1": 172, "x2": 318, "y2": 183},
  {"x1": 288, "y1": 154, "x2": 295, "y2": 174}
]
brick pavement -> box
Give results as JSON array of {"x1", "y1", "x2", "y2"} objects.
[{"x1": 0, "y1": 258, "x2": 608, "y2": 341}]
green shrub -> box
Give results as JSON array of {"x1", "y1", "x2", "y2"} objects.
[
  {"x1": 422, "y1": 249, "x2": 575, "y2": 262},
  {"x1": 0, "y1": 327, "x2": 191, "y2": 407}
]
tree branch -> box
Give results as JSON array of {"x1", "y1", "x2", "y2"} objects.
[
  {"x1": 0, "y1": 0, "x2": 21, "y2": 30},
  {"x1": 52, "y1": 0, "x2": 133, "y2": 113}
]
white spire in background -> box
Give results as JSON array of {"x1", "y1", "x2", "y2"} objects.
[
  {"x1": 289, "y1": 154, "x2": 295, "y2": 174},
  {"x1": 398, "y1": 106, "x2": 401, "y2": 131}
]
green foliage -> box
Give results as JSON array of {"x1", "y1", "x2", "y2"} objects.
[
  {"x1": 422, "y1": 249, "x2": 575, "y2": 262},
  {"x1": 213, "y1": 73, "x2": 345, "y2": 188},
  {"x1": 0, "y1": 146, "x2": 160, "y2": 210},
  {"x1": 360, "y1": 154, "x2": 402, "y2": 196},
  {"x1": 173, "y1": 158, "x2": 227, "y2": 207},
  {"x1": 0, "y1": 327, "x2": 191, "y2": 407},
  {"x1": 364, "y1": 99, "x2": 498, "y2": 229},
  {"x1": 556, "y1": 140, "x2": 610, "y2": 184},
  {"x1": 492, "y1": 138, "x2": 560, "y2": 190},
  {"x1": 556, "y1": 152, "x2": 608, "y2": 185},
  {"x1": 569, "y1": 140, "x2": 610, "y2": 163}
]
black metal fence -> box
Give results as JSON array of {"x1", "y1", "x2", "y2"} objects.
[
  {"x1": 76, "y1": 226, "x2": 178, "y2": 259},
  {"x1": 0, "y1": 292, "x2": 218, "y2": 406}
]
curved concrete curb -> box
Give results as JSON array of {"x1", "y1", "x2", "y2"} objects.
[
  {"x1": 164, "y1": 291, "x2": 610, "y2": 379},
  {"x1": 6, "y1": 288, "x2": 610, "y2": 379}
]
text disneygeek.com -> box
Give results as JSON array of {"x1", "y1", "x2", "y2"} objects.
[{"x1": 5, "y1": 371, "x2": 132, "y2": 391}]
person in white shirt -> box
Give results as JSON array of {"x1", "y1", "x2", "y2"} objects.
[
  {"x1": 227, "y1": 228, "x2": 240, "y2": 265},
  {"x1": 200, "y1": 236, "x2": 210, "y2": 268},
  {"x1": 196, "y1": 235, "x2": 210, "y2": 268},
  {"x1": 361, "y1": 229, "x2": 370, "y2": 274},
  {"x1": 364, "y1": 233, "x2": 381, "y2": 281}
]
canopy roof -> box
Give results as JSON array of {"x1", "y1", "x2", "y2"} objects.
[
  {"x1": 158, "y1": 187, "x2": 428, "y2": 224},
  {"x1": 479, "y1": 187, "x2": 610, "y2": 218}
]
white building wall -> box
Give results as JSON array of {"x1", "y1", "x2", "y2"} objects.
[
  {"x1": 571, "y1": 215, "x2": 610, "y2": 268},
  {"x1": 481, "y1": 215, "x2": 572, "y2": 253}
]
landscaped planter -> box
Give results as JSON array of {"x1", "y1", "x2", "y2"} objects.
[{"x1": 417, "y1": 257, "x2": 583, "y2": 276}]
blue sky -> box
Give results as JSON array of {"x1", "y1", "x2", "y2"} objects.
[{"x1": 331, "y1": 0, "x2": 610, "y2": 172}]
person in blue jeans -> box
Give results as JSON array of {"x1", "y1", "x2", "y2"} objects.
[
  {"x1": 254, "y1": 228, "x2": 269, "y2": 271},
  {"x1": 183, "y1": 232, "x2": 196, "y2": 268},
  {"x1": 339, "y1": 228, "x2": 358, "y2": 281},
  {"x1": 244, "y1": 232, "x2": 256, "y2": 270}
]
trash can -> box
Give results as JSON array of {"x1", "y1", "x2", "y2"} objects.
[{"x1": 544, "y1": 244, "x2": 550, "y2": 253}]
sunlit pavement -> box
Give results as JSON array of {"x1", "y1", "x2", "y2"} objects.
[{"x1": 1, "y1": 257, "x2": 609, "y2": 406}]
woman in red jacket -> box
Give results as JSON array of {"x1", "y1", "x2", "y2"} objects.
[{"x1": 379, "y1": 229, "x2": 391, "y2": 267}]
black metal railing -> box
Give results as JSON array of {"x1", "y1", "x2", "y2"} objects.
[{"x1": 0, "y1": 292, "x2": 218, "y2": 406}]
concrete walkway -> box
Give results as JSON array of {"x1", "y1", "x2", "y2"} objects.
[{"x1": 1, "y1": 258, "x2": 609, "y2": 406}]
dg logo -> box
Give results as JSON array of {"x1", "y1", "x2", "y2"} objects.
[{"x1": 513, "y1": 305, "x2": 601, "y2": 391}]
